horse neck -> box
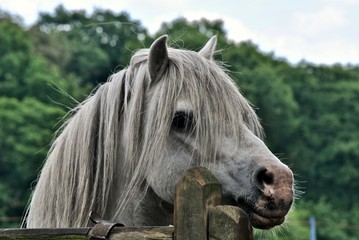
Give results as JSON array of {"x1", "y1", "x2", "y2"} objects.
[{"x1": 106, "y1": 182, "x2": 173, "y2": 226}]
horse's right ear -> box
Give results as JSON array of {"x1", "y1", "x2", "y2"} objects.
[
  {"x1": 148, "y1": 35, "x2": 169, "y2": 84},
  {"x1": 198, "y1": 35, "x2": 217, "y2": 60}
]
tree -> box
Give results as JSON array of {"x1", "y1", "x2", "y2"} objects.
[
  {"x1": 0, "y1": 97, "x2": 65, "y2": 227},
  {"x1": 0, "y1": 16, "x2": 81, "y2": 104},
  {"x1": 31, "y1": 5, "x2": 150, "y2": 86},
  {"x1": 0, "y1": 12, "x2": 83, "y2": 227},
  {"x1": 277, "y1": 62, "x2": 359, "y2": 240},
  {"x1": 235, "y1": 65, "x2": 299, "y2": 152},
  {"x1": 156, "y1": 17, "x2": 228, "y2": 53},
  {"x1": 0, "y1": 18, "x2": 32, "y2": 98}
]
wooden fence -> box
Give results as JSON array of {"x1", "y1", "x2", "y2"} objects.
[{"x1": 0, "y1": 167, "x2": 253, "y2": 240}]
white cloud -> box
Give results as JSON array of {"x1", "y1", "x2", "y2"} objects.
[
  {"x1": 0, "y1": 0, "x2": 130, "y2": 24},
  {"x1": 244, "y1": 5, "x2": 356, "y2": 64},
  {"x1": 1, "y1": 0, "x2": 40, "y2": 23},
  {"x1": 257, "y1": 33, "x2": 359, "y2": 64},
  {"x1": 319, "y1": 0, "x2": 359, "y2": 5},
  {"x1": 293, "y1": 6, "x2": 347, "y2": 36}
]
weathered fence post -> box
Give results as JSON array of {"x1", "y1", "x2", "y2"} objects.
[
  {"x1": 174, "y1": 167, "x2": 222, "y2": 240},
  {"x1": 209, "y1": 205, "x2": 253, "y2": 240}
]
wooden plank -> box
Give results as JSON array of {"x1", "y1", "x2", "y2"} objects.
[
  {"x1": 109, "y1": 226, "x2": 173, "y2": 240},
  {"x1": 0, "y1": 228, "x2": 90, "y2": 239},
  {"x1": 208, "y1": 206, "x2": 253, "y2": 240},
  {"x1": 174, "y1": 167, "x2": 222, "y2": 240},
  {"x1": 0, "y1": 226, "x2": 173, "y2": 240}
]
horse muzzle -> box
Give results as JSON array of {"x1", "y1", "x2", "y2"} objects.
[{"x1": 238, "y1": 164, "x2": 294, "y2": 229}]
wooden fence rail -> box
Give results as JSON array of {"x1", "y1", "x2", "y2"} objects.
[{"x1": 0, "y1": 167, "x2": 253, "y2": 240}]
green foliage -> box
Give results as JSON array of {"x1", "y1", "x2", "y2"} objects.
[
  {"x1": 0, "y1": 17, "x2": 82, "y2": 103},
  {"x1": 31, "y1": 5, "x2": 149, "y2": 86},
  {"x1": 1, "y1": 6, "x2": 359, "y2": 239},
  {"x1": 0, "y1": 12, "x2": 83, "y2": 227},
  {"x1": 232, "y1": 64, "x2": 299, "y2": 153},
  {"x1": 280, "y1": 64, "x2": 359, "y2": 207},
  {"x1": 157, "y1": 17, "x2": 227, "y2": 50},
  {"x1": 0, "y1": 19, "x2": 32, "y2": 98},
  {"x1": 0, "y1": 97, "x2": 65, "y2": 227}
]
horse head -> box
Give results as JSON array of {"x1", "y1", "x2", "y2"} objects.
[
  {"x1": 26, "y1": 35, "x2": 293, "y2": 230},
  {"x1": 143, "y1": 36, "x2": 294, "y2": 229}
]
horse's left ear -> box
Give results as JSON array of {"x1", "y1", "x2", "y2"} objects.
[
  {"x1": 148, "y1": 35, "x2": 169, "y2": 83},
  {"x1": 198, "y1": 35, "x2": 217, "y2": 60}
]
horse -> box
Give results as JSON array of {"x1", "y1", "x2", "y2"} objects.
[{"x1": 25, "y1": 35, "x2": 294, "y2": 230}]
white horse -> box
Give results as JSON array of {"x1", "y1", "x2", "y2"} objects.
[{"x1": 25, "y1": 35, "x2": 294, "y2": 230}]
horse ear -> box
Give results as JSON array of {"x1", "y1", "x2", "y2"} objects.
[
  {"x1": 148, "y1": 35, "x2": 169, "y2": 83},
  {"x1": 198, "y1": 35, "x2": 217, "y2": 60}
]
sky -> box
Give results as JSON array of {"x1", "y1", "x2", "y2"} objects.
[{"x1": 0, "y1": 0, "x2": 358, "y2": 65}]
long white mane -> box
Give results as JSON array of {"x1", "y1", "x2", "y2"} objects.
[{"x1": 26, "y1": 37, "x2": 263, "y2": 227}]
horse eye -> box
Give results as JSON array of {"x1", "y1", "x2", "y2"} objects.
[{"x1": 172, "y1": 111, "x2": 194, "y2": 132}]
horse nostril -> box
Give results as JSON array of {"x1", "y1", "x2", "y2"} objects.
[{"x1": 256, "y1": 168, "x2": 274, "y2": 188}]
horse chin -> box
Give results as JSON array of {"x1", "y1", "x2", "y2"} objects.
[
  {"x1": 249, "y1": 212, "x2": 285, "y2": 229},
  {"x1": 223, "y1": 196, "x2": 287, "y2": 229}
]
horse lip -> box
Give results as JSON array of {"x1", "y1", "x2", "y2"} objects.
[
  {"x1": 236, "y1": 197, "x2": 287, "y2": 229},
  {"x1": 250, "y1": 212, "x2": 285, "y2": 229}
]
